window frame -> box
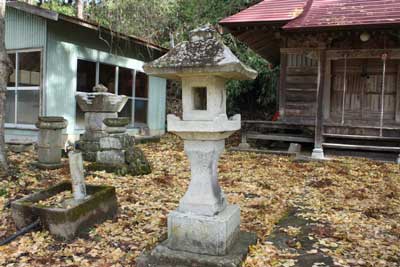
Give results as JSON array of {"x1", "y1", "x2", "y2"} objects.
[
  {"x1": 6, "y1": 48, "x2": 43, "y2": 129},
  {"x1": 75, "y1": 58, "x2": 149, "y2": 129},
  {"x1": 133, "y1": 70, "x2": 149, "y2": 126}
]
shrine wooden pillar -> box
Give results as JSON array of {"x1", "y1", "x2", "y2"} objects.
[
  {"x1": 312, "y1": 49, "x2": 326, "y2": 159},
  {"x1": 278, "y1": 52, "x2": 287, "y2": 118}
]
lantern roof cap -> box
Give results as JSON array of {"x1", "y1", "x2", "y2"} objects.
[{"x1": 143, "y1": 25, "x2": 257, "y2": 81}]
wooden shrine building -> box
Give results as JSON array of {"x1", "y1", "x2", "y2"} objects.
[{"x1": 221, "y1": 0, "x2": 400, "y2": 160}]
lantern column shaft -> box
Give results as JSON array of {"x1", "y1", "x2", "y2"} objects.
[{"x1": 178, "y1": 140, "x2": 227, "y2": 216}]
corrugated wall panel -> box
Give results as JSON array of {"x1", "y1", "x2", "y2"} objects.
[{"x1": 5, "y1": 7, "x2": 46, "y2": 49}]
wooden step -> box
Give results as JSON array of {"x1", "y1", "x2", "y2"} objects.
[
  {"x1": 322, "y1": 143, "x2": 400, "y2": 153},
  {"x1": 247, "y1": 133, "x2": 314, "y2": 143},
  {"x1": 323, "y1": 133, "x2": 400, "y2": 141}
]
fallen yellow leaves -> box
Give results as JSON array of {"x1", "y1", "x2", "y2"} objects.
[{"x1": 0, "y1": 134, "x2": 398, "y2": 266}]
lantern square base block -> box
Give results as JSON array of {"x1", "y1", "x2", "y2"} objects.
[
  {"x1": 167, "y1": 204, "x2": 240, "y2": 256},
  {"x1": 137, "y1": 231, "x2": 257, "y2": 267}
]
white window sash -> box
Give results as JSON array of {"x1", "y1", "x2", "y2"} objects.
[
  {"x1": 5, "y1": 123, "x2": 37, "y2": 130},
  {"x1": 6, "y1": 50, "x2": 42, "y2": 126},
  {"x1": 134, "y1": 97, "x2": 148, "y2": 101},
  {"x1": 16, "y1": 86, "x2": 40, "y2": 91}
]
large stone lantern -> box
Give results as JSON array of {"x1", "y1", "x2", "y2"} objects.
[{"x1": 138, "y1": 26, "x2": 257, "y2": 266}]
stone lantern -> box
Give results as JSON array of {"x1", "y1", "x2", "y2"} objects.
[
  {"x1": 138, "y1": 26, "x2": 257, "y2": 266},
  {"x1": 76, "y1": 84, "x2": 128, "y2": 161}
]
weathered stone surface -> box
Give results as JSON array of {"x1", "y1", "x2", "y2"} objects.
[
  {"x1": 168, "y1": 114, "x2": 241, "y2": 141},
  {"x1": 103, "y1": 117, "x2": 130, "y2": 127},
  {"x1": 288, "y1": 143, "x2": 302, "y2": 154},
  {"x1": 125, "y1": 147, "x2": 152, "y2": 175},
  {"x1": 69, "y1": 151, "x2": 87, "y2": 200},
  {"x1": 106, "y1": 127, "x2": 127, "y2": 134},
  {"x1": 178, "y1": 140, "x2": 226, "y2": 216},
  {"x1": 37, "y1": 147, "x2": 62, "y2": 164},
  {"x1": 76, "y1": 140, "x2": 100, "y2": 152},
  {"x1": 143, "y1": 26, "x2": 257, "y2": 81},
  {"x1": 38, "y1": 129, "x2": 63, "y2": 148},
  {"x1": 118, "y1": 134, "x2": 135, "y2": 148},
  {"x1": 36, "y1": 116, "x2": 68, "y2": 129},
  {"x1": 33, "y1": 162, "x2": 65, "y2": 170},
  {"x1": 35, "y1": 116, "x2": 67, "y2": 168},
  {"x1": 81, "y1": 131, "x2": 109, "y2": 141},
  {"x1": 85, "y1": 112, "x2": 117, "y2": 132},
  {"x1": 11, "y1": 182, "x2": 118, "y2": 240},
  {"x1": 100, "y1": 137, "x2": 123, "y2": 150},
  {"x1": 7, "y1": 142, "x2": 34, "y2": 153},
  {"x1": 87, "y1": 162, "x2": 130, "y2": 176},
  {"x1": 82, "y1": 151, "x2": 97, "y2": 162},
  {"x1": 76, "y1": 92, "x2": 128, "y2": 113},
  {"x1": 168, "y1": 205, "x2": 240, "y2": 256},
  {"x1": 37, "y1": 116, "x2": 65, "y2": 123},
  {"x1": 97, "y1": 150, "x2": 125, "y2": 165},
  {"x1": 136, "y1": 231, "x2": 257, "y2": 267}
]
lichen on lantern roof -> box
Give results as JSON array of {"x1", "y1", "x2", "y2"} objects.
[{"x1": 144, "y1": 26, "x2": 257, "y2": 81}]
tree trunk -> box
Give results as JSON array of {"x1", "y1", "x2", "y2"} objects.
[
  {"x1": 76, "y1": 0, "x2": 84, "y2": 19},
  {"x1": 0, "y1": 0, "x2": 12, "y2": 172}
]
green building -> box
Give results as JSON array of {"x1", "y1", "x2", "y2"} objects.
[{"x1": 5, "y1": 1, "x2": 168, "y2": 143}]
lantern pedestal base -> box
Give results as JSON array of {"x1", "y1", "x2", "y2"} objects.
[
  {"x1": 167, "y1": 204, "x2": 240, "y2": 256},
  {"x1": 137, "y1": 231, "x2": 257, "y2": 267}
]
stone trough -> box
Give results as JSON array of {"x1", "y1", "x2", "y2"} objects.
[{"x1": 11, "y1": 181, "x2": 117, "y2": 240}]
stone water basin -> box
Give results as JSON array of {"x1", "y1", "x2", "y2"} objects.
[
  {"x1": 11, "y1": 181, "x2": 117, "y2": 240},
  {"x1": 76, "y1": 92, "x2": 128, "y2": 113}
]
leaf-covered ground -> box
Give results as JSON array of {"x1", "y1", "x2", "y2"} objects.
[{"x1": 0, "y1": 135, "x2": 399, "y2": 267}]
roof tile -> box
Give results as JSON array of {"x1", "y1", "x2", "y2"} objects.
[
  {"x1": 221, "y1": 0, "x2": 400, "y2": 29},
  {"x1": 220, "y1": 0, "x2": 308, "y2": 24},
  {"x1": 285, "y1": 0, "x2": 400, "y2": 29}
]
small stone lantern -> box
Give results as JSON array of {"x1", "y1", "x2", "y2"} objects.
[
  {"x1": 35, "y1": 116, "x2": 68, "y2": 169},
  {"x1": 76, "y1": 84, "x2": 128, "y2": 161},
  {"x1": 138, "y1": 26, "x2": 257, "y2": 266}
]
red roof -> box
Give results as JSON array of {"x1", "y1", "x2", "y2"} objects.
[
  {"x1": 219, "y1": 0, "x2": 308, "y2": 24},
  {"x1": 286, "y1": 0, "x2": 400, "y2": 29},
  {"x1": 221, "y1": 0, "x2": 400, "y2": 29}
]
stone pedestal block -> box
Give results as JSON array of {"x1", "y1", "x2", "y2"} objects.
[
  {"x1": 97, "y1": 150, "x2": 125, "y2": 165},
  {"x1": 137, "y1": 231, "x2": 257, "y2": 267},
  {"x1": 288, "y1": 143, "x2": 302, "y2": 154},
  {"x1": 167, "y1": 205, "x2": 240, "y2": 256},
  {"x1": 100, "y1": 137, "x2": 123, "y2": 150}
]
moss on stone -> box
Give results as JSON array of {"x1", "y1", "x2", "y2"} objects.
[
  {"x1": 125, "y1": 147, "x2": 152, "y2": 175},
  {"x1": 87, "y1": 146, "x2": 151, "y2": 176},
  {"x1": 87, "y1": 162, "x2": 130, "y2": 176},
  {"x1": 33, "y1": 184, "x2": 117, "y2": 226}
]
